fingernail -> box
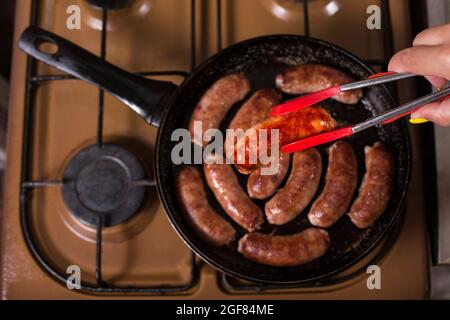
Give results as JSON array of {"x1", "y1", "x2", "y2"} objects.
[{"x1": 409, "y1": 118, "x2": 429, "y2": 124}]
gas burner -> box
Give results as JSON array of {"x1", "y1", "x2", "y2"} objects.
[
  {"x1": 85, "y1": 0, "x2": 134, "y2": 10},
  {"x1": 260, "y1": 0, "x2": 340, "y2": 22},
  {"x1": 62, "y1": 144, "x2": 146, "y2": 228}
]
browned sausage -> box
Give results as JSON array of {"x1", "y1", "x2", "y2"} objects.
[
  {"x1": 238, "y1": 228, "x2": 330, "y2": 267},
  {"x1": 265, "y1": 148, "x2": 322, "y2": 225},
  {"x1": 276, "y1": 64, "x2": 363, "y2": 104},
  {"x1": 227, "y1": 88, "x2": 280, "y2": 139},
  {"x1": 189, "y1": 73, "x2": 250, "y2": 146},
  {"x1": 247, "y1": 152, "x2": 291, "y2": 199},
  {"x1": 225, "y1": 87, "x2": 281, "y2": 162},
  {"x1": 224, "y1": 88, "x2": 290, "y2": 199},
  {"x1": 348, "y1": 142, "x2": 395, "y2": 228},
  {"x1": 234, "y1": 106, "x2": 336, "y2": 174},
  {"x1": 308, "y1": 141, "x2": 358, "y2": 228},
  {"x1": 203, "y1": 154, "x2": 264, "y2": 232},
  {"x1": 176, "y1": 166, "x2": 236, "y2": 246}
]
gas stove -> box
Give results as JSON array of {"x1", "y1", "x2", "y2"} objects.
[{"x1": 1, "y1": 0, "x2": 429, "y2": 299}]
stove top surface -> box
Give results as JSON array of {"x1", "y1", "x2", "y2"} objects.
[{"x1": 0, "y1": 0, "x2": 429, "y2": 299}]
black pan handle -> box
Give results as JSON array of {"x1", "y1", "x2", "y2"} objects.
[{"x1": 19, "y1": 26, "x2": 177, "y2": 127}]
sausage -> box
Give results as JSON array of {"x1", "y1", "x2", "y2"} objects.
[
  {"x1": 225, "y1": 88, "x2": 279, "y2": 156},
  {"x1": 308, "y1": 141, "x2": 358, "y2": 228},
  {"x1": 203, "y1": 154, "x2": 264, "y2": 232},
  {"x1": 234, "y1": 106, "x2": 336, "y2": 174},
  {"x1": 265, "y1": 148, "x2": 322, "y2": 225},
  {"x1": 348, "y1": 142, "x2": 395, "y2": 228},
  {"x1": 238, "y1": 228, "x2": 330, "y2": 267},
  {"x1": 224, "y1": 88, "x2": 290, "y2": 199},
  {"x1": 189, "y1": 73, "x2": 250, "y2": 146},
  {"x1": 228, "y1": 88, "x2": 280, "y2": 137},
  {"x1": 276, "y1": 64, "x2": 363, "y2": 104},
  {"x1": 247, "y1": 152, "x2": 291, "y2": 199},
  {"x1": 176, "y1": 166, "x2": 236, "y2": 246}
]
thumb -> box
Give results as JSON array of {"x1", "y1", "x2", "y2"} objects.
[
  {"x1": 411, "y1": 99, "x2": 450, "y2": 126},
  {"x1": 424, "y1": 75, "x2": 448, "y2": 90}
]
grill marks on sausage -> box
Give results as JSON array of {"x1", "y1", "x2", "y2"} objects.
[
  {"x1": 238, "y1": 228, "x2": 330, "y2": 266},
  {"x1": 265, "y1": 148, "x2": 322, "y2": 225},
  {"x1": 176, "y1": 166, "x2": 236, "y2": 246},
  {"x1": 189, "y1": 73, "x2": 250, "y2": 146},
  {"x1": 348, "y1": 142, "x2": 395, "y2": 228},
  {"x1": 308, "y1": 141, "x2": 358, "y2": 228},
  {"x1": 276, "y1": 64, "x2": 363, "y2": 104}
]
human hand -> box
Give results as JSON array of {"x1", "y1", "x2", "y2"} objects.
[{"x1": 388, "y1": 23, "x2": 450, "y2": 126}]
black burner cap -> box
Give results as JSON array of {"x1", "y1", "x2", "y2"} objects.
[
  {"x1": 85, "y1": 0, "x2": 134, "y2": 10},
  {"x1": 62, "y1": 144, "x2": 146, "y2": 227}
]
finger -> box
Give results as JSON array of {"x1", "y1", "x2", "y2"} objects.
[
  {"x1": 411, "y1": 99, "x2": 450, "y2": 126},
  {"x1": 424, "y1": 75, "x2": 448, "y2": 89},
  {"x1": 388, "y1": 45, "x2": 450, "y2": 80},
  {"x1": 413, "y1": 23, "x2": 450, "y2": 46}
]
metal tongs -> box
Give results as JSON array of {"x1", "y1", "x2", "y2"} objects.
[{"x1": 269, "y1": 71, "x2": 450, "y2": 153}]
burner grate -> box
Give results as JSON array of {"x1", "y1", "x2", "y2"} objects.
[
  {"x1": 20, "y1": 0, "x2": 396, "y2": 295},
  {"x1": 86, "y1": 0, "x2": 135, "y2": 10},
  {"x1": 20, "y1": 0, "x2": 201, "y2": 294}
]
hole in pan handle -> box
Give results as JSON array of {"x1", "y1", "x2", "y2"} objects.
[
  {"x1": 18, "y1": 26, "x2": 177, "y2": 127},
  {"x1": 34, "y1": 37, "x2": 59, "y2": 55}
]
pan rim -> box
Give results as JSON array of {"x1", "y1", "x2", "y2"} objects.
[{"x1": 155, "y1": 34, "x2": 412, "y2": 285}]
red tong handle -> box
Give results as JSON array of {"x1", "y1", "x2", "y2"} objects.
[
  {"x1": 269, "y1": 85, "x2": 341, "y2": 117},
  {"x1": 281, "y1": 126, "x2": 353, "y2": 153},
  {"x1": 367, "y1": 71, "x2": 397, "y2": 79},
  {"x1": 270, "y1": 72, "x2": 398, "y2": 117}
]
